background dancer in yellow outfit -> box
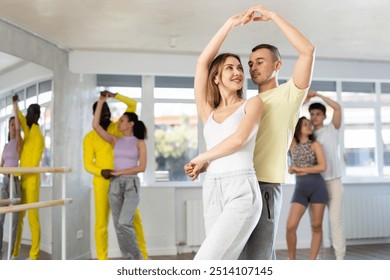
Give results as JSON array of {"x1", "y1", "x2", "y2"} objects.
[
  {"x1": 83, "y1": 90, "x2": 148, "y2": 260},
  {"x1": 12, "y1": 95, "x2": 44, "y2": 260}
]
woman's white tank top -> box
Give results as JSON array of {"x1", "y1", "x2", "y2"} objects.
[{"x1": 203, "y1": 101, "x2": 258, "y2": 173}]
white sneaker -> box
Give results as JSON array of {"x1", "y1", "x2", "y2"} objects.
[{"x1": 11, "y1": 255, "x2": 19, "y2": 260}]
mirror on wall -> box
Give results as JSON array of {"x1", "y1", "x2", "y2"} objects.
[
  {"x1": 0, "y1": 52, "x2": 53, "y2": 185},
  {"x1": 0, "y1": 51, "x2": 55, "y2": 259}
]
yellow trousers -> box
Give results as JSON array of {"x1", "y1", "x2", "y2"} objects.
[
  {"x1": 12, "y1": 174, "x2": 41, "y2": 260},
  {"x1": 93, "y1": 177, "x2": 148, "y2": 260}
]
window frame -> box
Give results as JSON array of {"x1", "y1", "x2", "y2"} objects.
[{"x1": 98, "y1": 74, "x2": 390, "y2": 186}]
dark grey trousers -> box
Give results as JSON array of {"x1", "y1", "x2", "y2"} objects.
[
  {"x1": 109, "y1": 176, "x2": 141, "y2": 260},
  {"x1": 239, "y1": 182, "x2": 282, "y2": 260},
  {"x1": 0, "y1": 176, "x2": 21, "y2": 257}
]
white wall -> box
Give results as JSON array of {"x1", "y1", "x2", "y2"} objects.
[{"x1": 0, "y1": 62, "x2": 53, "y2": 95}]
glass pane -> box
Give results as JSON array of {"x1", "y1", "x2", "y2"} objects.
[
  {"x1": 0, "y1": 98, "x2": 5, "y2": 117},
  {"x1": 40, "y1": 106, "x2": 52, "y2": 186},
  {"x1": 341, "y1": 82, "x2": 375, "y2": 102},
  {"x1": 26, "y1": 96, "x2": 38, "y2": 108},
  {"x1": 381, "y1": 107, "x2": 390, "y2": 175},
  {"x1": 0, "y1": 120, "x2": 6, "y2": 151},
  {"x1": 39, "y1": 80, "x2": 52, "y2": 94},
  {"x1": 26, "y1": 84, "x2": 37, "y2": 98},
  {"x1": 154, "y1": 103, "x2": 198, "y2": 182},
  {"x1": 38, "y1": 91, "x2": 52, "y2": 105},
  {"x1": 381, "y1": 83, "x2": 390, "y2": 103},
  {"x1": 344, "y1": 108, "x2": 376, "y2": 176},
  {"x1": 5, "y1": 95, "x2": 12, "y2": 115},
  {"x1": 154, "y1": 88, "x2": 194, "y2": 99}
]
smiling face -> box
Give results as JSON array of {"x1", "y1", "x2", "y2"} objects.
[
  {"x1": 214, "y1": 56, "x2": 244, "y2": 93},
  {"x1": 300, "y1": 117, "x2": 313, "y2": 137},
  {"x1": 248, "y1": 48, "x2": 281, "y2": 87},
  {"x1": 294, "y1": 116, "x2": 314, "y2": 143}
]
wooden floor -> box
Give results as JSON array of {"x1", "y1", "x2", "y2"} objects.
[
  {"x1": 152, "y1": 244, "x2": 390, "y2": 260},
  {"x1": 2, "y1": 243, "x2": 390, "y2": 260}
]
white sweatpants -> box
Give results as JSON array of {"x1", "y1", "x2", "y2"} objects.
[{"x1": 195, "y1": 169, "x2": 262, "y2": 260}]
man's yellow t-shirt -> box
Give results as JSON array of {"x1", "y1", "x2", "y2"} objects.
[{"x1": 253, "y1": 79, "x2": 307, "y2": 184}]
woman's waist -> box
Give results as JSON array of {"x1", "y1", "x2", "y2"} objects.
[{"x1": 205, "y1": 168, "x2": 256, "y2": 181}]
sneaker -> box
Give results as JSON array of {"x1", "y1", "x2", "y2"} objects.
[{"x1": 11, "y1": 255, "x2": 19, "y2": 260}]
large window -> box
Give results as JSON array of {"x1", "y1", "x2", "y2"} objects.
[
  {"x1": 97, "y1": 75, "x2": 390, "y2": 185},
  {"x1": 381, "y1": 107, "x2": 390, "y2": 176},
  {"x1": 343, "y1": 108, "x2": 376, "y2": 176},
  {"x1": 0, "y1": 79, "x2": 53, "y2": 186},
  {"x1": 341, "y1": 81, "x2": 375, "y2": 103},
  {"x1": 154, "y1": 102, "x2": 198, "y2": 182},
  {"x1": 153, "y1": 77, "x2": 198, "y2": 182},
  {"x1": 97, "y1": 75, "x2": 200, "y2": 185},
  {"x1": 247, "y1": 78, "x2": 389, "y2": 182}
]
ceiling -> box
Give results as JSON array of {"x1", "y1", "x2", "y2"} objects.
[{"x1": 0, "y1": 0, "x2": 390, "y2": 72}]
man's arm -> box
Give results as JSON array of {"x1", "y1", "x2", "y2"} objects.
[
  {"x1": 194, "y1": 13, "x2": 245, "y2": 123},
  {"x1": 243, "y1": 6, "x2": 315, "y2": 89},
  {"x1": 101, "y1": 90, "x2": 137, "y2": 113},
  {"x1": 83, "y1": 134, "x2": 102, "y2": 177}
]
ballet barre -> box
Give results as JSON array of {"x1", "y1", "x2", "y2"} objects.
[
  {"x1": 0, "y1": 166, "x2": 72, "y2": 174},
  {"x1": 0, "y1": 167, "x2": 72, "y2": 260},
  {"x1": 0, "y1": 198, "x2": 21, "y2": 205},
  {"x1": 0, "y1": 198, "x2": 73, "y2": 214}
]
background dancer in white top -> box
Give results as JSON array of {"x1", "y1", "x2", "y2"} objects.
[
  {"x1": 185, "y1": 13, "x2": 263, "y2": 260},
  {"x1": 307, "y1": 90, "x2": 346, "y2": 260}
]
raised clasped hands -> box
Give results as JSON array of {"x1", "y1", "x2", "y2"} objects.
[
  {"x1": 241, "y1": 5, "x2": 274, "y2": 25},
  {"x1": 98, "y1": 94, "x2": 108, "y2": 102},
  {"x1": 100, "y1": 90, "x2": 116, "y2": 98},
  {"x1": 304, "y1": 90, "x2": 316, "y2": 103},
  {"x1": 12, "y1": 94, "x2": 19, "y2": 103}
]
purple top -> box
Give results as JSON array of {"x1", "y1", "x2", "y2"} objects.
[
  {"x1": 2, "y1": 139, "x2": 19, "y2": 167},
  {"x1": 114, "y1": 136, "x2": 138, "y2": 172}
]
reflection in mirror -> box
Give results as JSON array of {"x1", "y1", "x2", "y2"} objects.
[{"x1": 0, "y1": 52, "x2": 53, "y2": 186}]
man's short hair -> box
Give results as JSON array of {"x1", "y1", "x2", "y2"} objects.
[
  {"x1": 251, "y1": 44, "x2": 281, "y2": 62},
  {"x1": 309, "y1": 102, "x2": 326, "y2": 115}
]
